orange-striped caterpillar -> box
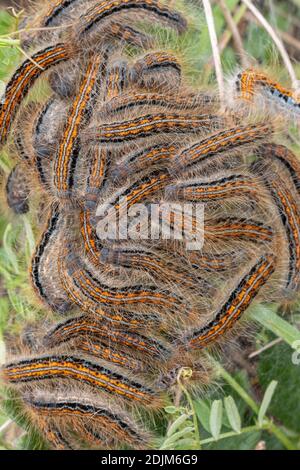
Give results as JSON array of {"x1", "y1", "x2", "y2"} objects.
[
  {"x1": 97, "y1": 170, "x2": 171, "y2": 225},
  {"x1": 25, "y1": 392, "x2": 149, "y2": 449},
  {"x1": 258, "y1": 144, "x2": 300, "y2": 197},
  {"x1": 84, "y1": 113, "x2": 223, "y2": 145},
  {"x1": 3, "y1": 354, "x2": 161, "y2": 407},
  {"x1": 44, "y1": 315, "x2": 171, "y2": 363},
  {"x1": 63, "y1": 249, "x2": 181, "y2": 310},
  {"x1": 263, "y1": 174, "x2": 300, "y2": 291},
  {"x1": 189, "y1": 250, "x2": 244, "y2": 273},
  {"x1": 166, "y1": 172, "x2": 260, "y2": 203},
  {"x1": 101, "y1": 244, "x2": 213, "y2": 294},
  {"x1": 173, "y1": 123, "x2": 272, "y2": 172},
  {"x1": 235, "y1": 69, "x2": 300, "y2": 116},
  {"x1": 0, "y1": 43, "x2": 72, "y2": 149},
  {"x1": 53, "y1": 52, "x2": 107, "y2": 200},
  {"x1": 77, "y1": 0, "x2": 187, "y2": 41},
  {"x1": 82, "y1": 60, "x2": 129, "y2": 208},
  {"x1": 2, "y1": 0, "x2": 300, "y2": 452},
  {"x1": 100, "y1": 91, "x2": 214, "y2": 117},
  {"x1": 112, "y1": 143, "x2": 178, "y2": 180},
  {"x1": 158, "y1": 207, "x2": 273, "y2": 245},
  {"x1": 102, "y1": 21, "x2": 155, "y2": 49},
  {"x1": 131, "y1": 51, "x2": 182, "y2": 92},
  {"x1": 58, "y1": 249, "x2": 166, "y2": 328},
  {"x1": 41, "y1": 0, "x2": 91, "y2": 27},
  {"x1": 182, "y1": 253, "x2": 276, "y2": 349},
  {"x1": 31, "y1": 203, "x2": 71, "y2": 313}
]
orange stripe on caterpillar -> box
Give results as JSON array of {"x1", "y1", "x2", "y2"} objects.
[
  {"x1": 76, "y1": 340, "x2": 144, "y2": 371},
  {"x1": 0, "y1": 43, "x2": 71, "y2": 149},
  {"x1": 42, "y1": 0, "x2": 89, "y2": 27},
  {"x1": 100, "y1": 91, "x2": 214, "y2": 117},
  {"x1": 104, "y1": 21, "x2": 154, "y2": 49},
  {"x1": 58, "y1": 252, "x2": 162, "y2": 328},
  {"x1": 131, "y1": 51, "x2": 182, "y2": 91},
  {"x1": 3, "y1": 355, "x2": 160, "y2": 406},
  {"x1": 101, "y1": 246, "x2": 211, "y2": 291},
  {"x1": 206, "y1": 218, "x2": 274, "y2": 243},
  {"x1": 63, "y1": 250, "x2": 180, "y2": 309},
  {"x1": 44, "y1": 315, "x2": 171, "y2": 361},
  {"x1": 54, "y1": 52, "x2": 107, "y2": 197},
  {"x1": 98, "y1": 171, "x2": 171, "y2": 222},
  {"x1": 173, "y1": 123, "x2": 272, "y2": 172},
  {"x1": 258, "y1": 144, "x2": 300, "y2": 197},
  {"x1": 236, "y1": 69, "x2": 300, "y2": 108},
  {"x1": 160, "y1": 208, "x2": 273, "y2": 244},
  {"x1": 80, "y1": 210, "x2": 104, "y2": 265},
  {"x1": 166, "y1": 173, "x2": 260, "y2": 202},
  {"x1": 189, "y1": 251, "x2": 243, "y2": 273},
  {"x1": 84, "y1": 113, "x2": 223, "y2": 144},
  {"x1": 112, "y1": 143, "x2": 178, "y2": 180},
  {"x1": 184, "y1": 254, "x2": 276, "y2": 349},
  {"x1": 25, "y1": 393, "x2": 149, "y2": 448},
  {"x1": 39, "y1": 418, "x2": 74, "y2": 450},
  {"x1": 105, "y1": 60, "x2": 130, "y2": 100},
  {"x1": 78, "y1": 0, "x2": 187, "y2": 40},
  {"x1": 268, "y1": 179, "x2": 300, "y2": 291},
  {"x1": 236, "y1": 69, "x2": 300, "y2": 113},
  {"x1": 83, "y1": 148, "x2": 109, "y2": 210}
]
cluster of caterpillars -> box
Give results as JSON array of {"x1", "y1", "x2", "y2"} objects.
[{"x1": 1, "y1": 0, "x2": 300, "y2": 450}]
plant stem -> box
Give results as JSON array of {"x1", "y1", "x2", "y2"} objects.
[
  {"x1": 249, "y1": 304, "x2": 300, "y2": 348},
  {"x1": 267, "y1": 422, "x2": 297, "y2": 450},
  {"x1": 177, "y1": 369, "x2": 202, "y2": 449},
  {"x1": 219, "y1": 3, "x2": 248, "y2": 54},
  {"x1": 241, "y1": 0, "x2": 299, "y2": 90},
  {"x1": 0, "y1": 38, "x2": 20, "y2": 47},
  {"x1": 199, "y1": 425, "x2": 263, "y2": 446},
  {"x1": 212, "y1": 360, "x2": 298, "y2": 449},
  {"x1": 202, "y1": 0, "x2": 225, "y2": 107},
  {"x1": 215, "y1": 361, "x2": 259, "y2": 413}
]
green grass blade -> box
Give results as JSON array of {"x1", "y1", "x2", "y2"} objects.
[{"x1": 249, "y1": 304, "x2": 300, "y2": 348}]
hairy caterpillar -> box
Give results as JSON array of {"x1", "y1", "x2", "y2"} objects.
[
  {"x1": 235, "y1": 69, "x2": 300, "y2": 116},
  {"x1": 5, "y1": 164, "x2": 30, "y2": 214},
  {"x1": 182, "y1": 253, "x2": 276, "y2": 349},
  {"x1": 173, "y1": 123, "x2": 272, "y2": 172},
  {"x1": 53, "y1": 52, "x2": 107, "y2": 200},
  {"x1": 1, "y1": 0, "x2": 299, "y2": 451},
  {"x1": 0, "y1": 43, "x2": 72, "y2": 149},
  {"x1": 3, "y1": 354, "x2": 161, "y2": 406}
]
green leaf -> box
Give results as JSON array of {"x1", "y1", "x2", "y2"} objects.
[
  {"x1": 164, "y1": 406, "x2": 179, "y2": 415},
  {"x1": 194, "y1": 399, "x2": 211, "y2": 433},
  {"x1": 258, "y1": 342, "x2": 300, "y2": 432},
  {"x1": 258, "y1": 381, "x2": 278, "y2": 427},
  {"x1": 209, "y1": 400, "x2": 223, "y2": 440},
  {"x1": 167, "y1": 413, "x2": 190, "y2": 437},
  {"x1": 161, "y1": 427, "x2": 194, "y2": 450},
  {"x1": 174, "y1": 438, "x2": 199, "y2": 450},
  {"x1": 204, "y1": 431, "x2": 262, "y2": 450},
  {"x1": 249, "y1": 305, "x2": 300, "y2": 347},
  {"x1": 224, "y1": 396, "x2": 242, "y2": 434}
]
